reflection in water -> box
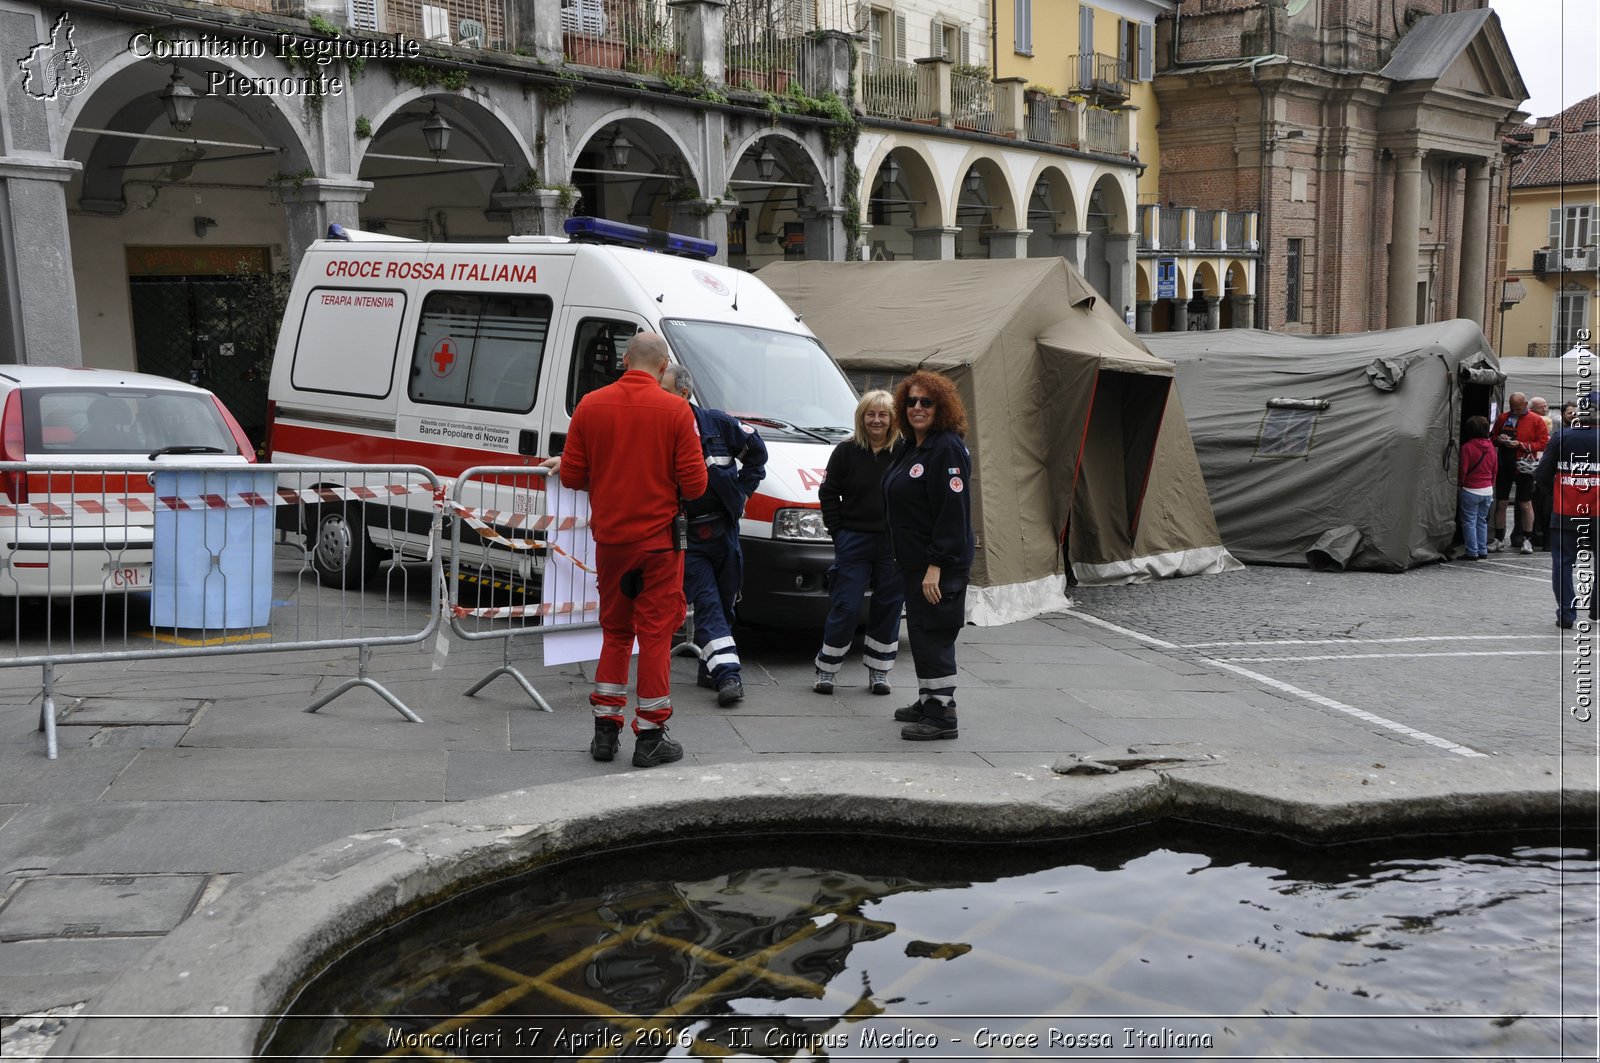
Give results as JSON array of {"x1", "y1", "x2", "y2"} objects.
[{"x1": 266, "y1": 827, "x2": 1598, "y2": 1060}]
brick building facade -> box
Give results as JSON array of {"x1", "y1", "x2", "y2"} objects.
[{"x1": 1153, "y1": 0, "x2": 1526, "y2": 336}]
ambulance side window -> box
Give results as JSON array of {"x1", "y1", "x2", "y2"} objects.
[
  {"x1": 408, "y1": 291, "x2": 552, "y2": 413},
  {"x1": 566, "y1": 318, "x2": 638, "y2": 413}
]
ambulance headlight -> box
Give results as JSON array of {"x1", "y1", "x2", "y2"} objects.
[{"x1": 773, "y1": 508, "x2": 831, "y2": 542}]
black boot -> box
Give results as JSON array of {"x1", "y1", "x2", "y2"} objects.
[
  {"x1": 590, "y1": 718, "x2": 621, "y2": 762},
  {"x1": 632, "y1": 727, "x2": 684, "y2": 768}
]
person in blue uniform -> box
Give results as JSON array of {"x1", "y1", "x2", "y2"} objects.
[
  {"x1": 663, "y1": 363, "x2": 768, "y2": 706},
  {"x1": 884, "y1": 370, "x2": 975, "y2": 740},
  {"x1": 813, "y1": 389, "x2": 904, "y2": 695}
]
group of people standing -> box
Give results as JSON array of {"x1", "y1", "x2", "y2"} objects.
[
  {"x1": 555, "y1": 331, "x2": 976, "y2": 769},
  {"x1": 1460, "y1": 388, "x2": 1599, "y2": 630}
]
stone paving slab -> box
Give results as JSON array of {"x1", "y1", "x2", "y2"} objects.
[
  {"x1": 79, "y1": 725, "x2": 192, "y2": 750},
  {"x1": 182, "y1": 692, "x2": 511, "y2": 752},
  {"x1": 0, "y1": 938, "x2": 156, "y2": 1018},
  {"x1": 0, "y1": 874, "x2": 205, "y2": 938},
  {"x1": 104, "y1": 748, "x2": 447, "y2": 802},
  {"x1": 0, "y1": 801, "x2": 396, "y2": 878},
  {"x1": 1060, "y1": 688, "x2": 1297, "y2": 720},
  {"x1": 57, "y1": 698, "x2": 203, "y2": 727},
  {"x1": 0, "y1": 747, "x2": 137, "y2": 805}
]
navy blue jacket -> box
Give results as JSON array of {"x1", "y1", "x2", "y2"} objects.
[
  {"x1": 685, "y1": 405, "x2": 767, "y2": 525},
  {"x1": 883, "y1": 429, "x2": 975, "y2": 571}
]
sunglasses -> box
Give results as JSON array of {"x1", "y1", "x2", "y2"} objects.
[{"x1": 905, "y1": 396, "x2": 937, "y2": 409}]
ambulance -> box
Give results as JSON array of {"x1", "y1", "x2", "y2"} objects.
[{"x1": 265, "y1": 218, "x2": 857, "y2": 627}]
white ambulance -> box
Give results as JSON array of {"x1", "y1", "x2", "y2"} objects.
[{"x1": 265, "y1": 218, "x2": 857, "y2": 627}]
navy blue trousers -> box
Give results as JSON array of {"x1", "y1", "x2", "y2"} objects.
[
  {"x1": 685, "y1": 524, "x2": 742, "y2": 683},
  {"x1": 815, "y1": 529, "x2": 903, "y2": 677},
  {"x1": 902, "y1": 566, "x2": 968, "y2": 724}
]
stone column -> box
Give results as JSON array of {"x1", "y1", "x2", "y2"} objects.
[
  {"x1": 491, "y1": 190, "x2": 577, "y2": 236},
  {"x1": 509, "y1": 0, "x2": 562, "y2": 63},
  {"x1": 669, "y1": 0, "x2": 728, "y2": 83},
  {"x1": 669, "y1": 199, "x2": 734, "y2": 264},
  {"x1": 0, "y1": 157, "x2": 83, "y2": 366},
  {"x1": 1051, "y1": 231, "x2": 1086, "y2": 270},
  {"x1": 915, "y1": 57, "x2": 952, "y2": 127},
  {"x1": 985, "y1": 229, "x2": 1031, "y2": 259},
  {"x1": 993, "y1": 77, "x2": 1027, "y2": 138},
  {"x1": 798, "y1": 205, "x2": 847, "y2": 261},
  {"x1": 1457, "y1": 157, "x2": 1491, "y2": 328},
  {"x1": 1387, "y1": 148, "x2": 1424, "y2": 328},
  {"x1": 280, "y1": 178, "x2": 373, "y2": 279},
  {"x1": 1136, "y1": 299, "x2": 1155, "y2": 333},
  {"x1": 1104, "y1": 232, "x2": 1137, "y2": 317},
  {"x1": 909, "y1": 226, "x2": 959, "y2": 260},
  {"x1": 798, "y1": 30, "x2": 854, "y2": 99},
  {"x1": 1231, "y1": 293, "x2": 1255, "y2": 328},
  {"x1": 1204, "y1": 296, "x2": 1222, "y2": 330}
]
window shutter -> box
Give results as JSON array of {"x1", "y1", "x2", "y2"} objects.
[
  {"x1": 1139, "y1": 21, "x2": 1153, "y2": 80},
  {"x1": 930, "y1": 16, "x2": 944, "y2": 57},
  {"x1": 1550, "y1": 207, "x2": 1563, "y2": 253},
  {"x1": 959, "y1": 26, "x2": 971, "y2": 65},
  {"x1": 894, "y1": 12, "x2": 907, "y2": 59},
  {"x1": 1118, "y1": 18, "x2": 1130, "y2": 74},
  {"x1": 1014, "y1": 0, "x2": 1031, "y2": 53},
  {"x1": 347, "y1": 0, "x2": 378, "y2": 30}
]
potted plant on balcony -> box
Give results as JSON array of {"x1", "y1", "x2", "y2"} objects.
[{"x1": 565, "y1": 33, "x2": 626, "y2": 69}]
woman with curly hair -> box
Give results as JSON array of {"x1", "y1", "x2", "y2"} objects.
[{"x1": 883, "y1": 370, "x2": 975, "y2": 740}]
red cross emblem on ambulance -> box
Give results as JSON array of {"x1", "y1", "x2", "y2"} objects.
[{"x1": 431, "y1": 338, "x2": 457, "y2": 378}]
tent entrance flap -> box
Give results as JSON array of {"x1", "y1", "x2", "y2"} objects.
[{"x1": 1074, "y1": 370, "x2": 1170, "y2": 552}]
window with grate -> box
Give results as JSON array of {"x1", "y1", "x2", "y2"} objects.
[
  {"x1": 1255, "y1": 399, "x2": 1327, "y2": 458},
  {"x1": 1286, "y1": 237, "x2": 1302, "y2": 323}
]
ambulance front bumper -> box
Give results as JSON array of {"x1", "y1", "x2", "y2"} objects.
[{"x1": 736, "y1": 536, "x2": 836, "y2": 628}]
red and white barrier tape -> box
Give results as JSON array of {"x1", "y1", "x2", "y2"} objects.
[
  {"x1": 0, "y1": 482, "x2": 437, "y2": 520},
  {"x1": 450, "y1": 600, "x2": 599, "y2": 620}
]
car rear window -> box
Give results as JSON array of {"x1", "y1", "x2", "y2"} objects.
[{"x1": 23, "y1": 387, "x2": 239, "y2": 456}]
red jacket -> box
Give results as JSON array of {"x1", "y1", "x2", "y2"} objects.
[
  {"x1": 1492, "y1": 407, "x2": 1550, "y2": 464},
  {"x1": 560, "y1": 369, "x2": 708, "y2": 546}
]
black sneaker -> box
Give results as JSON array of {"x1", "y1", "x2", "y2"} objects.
[
  {"x1": 813, "y1": 668, "x2": 834, "y2": 694},
  {"x1": 892, "y1": 702, "x2": 923, "y2": 723},
  {"x1": 901, "y1": 719, "x2": 958, "y2": 741},
  {"x1": 632, "y1": 727, "x2": 684, "y2": 768},
  {"x1": 590, "y1": 718, "x2": 621, "y2": 762},
  {"x1": 716, "y1": 676, "x2": 745, "y2": 707}
]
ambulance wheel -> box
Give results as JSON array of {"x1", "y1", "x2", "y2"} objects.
[{"x1": 308, "y1": 502, "x2": 383, "y2": 588}]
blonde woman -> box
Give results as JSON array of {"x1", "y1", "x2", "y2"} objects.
[{"x1": 813, "y1": 390, "x2": 904, "y2": 695}]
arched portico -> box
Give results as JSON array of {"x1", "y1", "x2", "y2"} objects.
[
  {"x1": 861, "y1": 142, "x2": 943, "y2": 261},
  {"x1": 726, "y1": 128, "x2": 831, "y2": 268}
]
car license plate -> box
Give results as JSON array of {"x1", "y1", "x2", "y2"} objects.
[{"x1": 107, "y1": 564, "x2": 151, "y2": 589}]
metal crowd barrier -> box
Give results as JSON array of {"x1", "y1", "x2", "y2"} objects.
[
  {"x1": 0, "y1": 462, "x2": 443, "y2": 758},
  {"x1": 447, "y1": 465, "x2": 602, "y2": 711}
]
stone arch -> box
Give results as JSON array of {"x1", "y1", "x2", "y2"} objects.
[
  {"x1": 568, "y1": 110, "x2": 703, "y2": 228},
  {"x1": 1225, "y1": 258, "x2": 1254, "y2": 297},
  {"x1": 859, "y1": 138, "x2": 941, "y2": 230},
  {"x1": 951, "y1": 149, "x2": 1019, "y2": 231},
  {"x1": 1024, "y1": 164, "x2": 1079, "y2": 262},
  {"x1": 727, "y1": 128, "x2": 829, "y2": 268},
  {"x1": 1193, "y1": 260, "x2": 1222, "y2": 296},
  {"x1": 1084, "y1": 168, "x2": 1133, "y2": 233},
  {"x1": 356, "y1": 89, "x2": 534, "y2": 186},
  {"x1": 71, "y1": 52, "x2": 315, "y2": 213}
]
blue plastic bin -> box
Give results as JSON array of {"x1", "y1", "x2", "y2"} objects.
[{"x1": 150, "y1": 469, "x2": 274, "y2": 630}]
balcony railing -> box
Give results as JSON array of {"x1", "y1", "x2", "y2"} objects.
[
  {"x1": 1157, "y1": 206, "x2": 1181, "y2": 248},
  {"x1": 861, "y1": 53, "x2": 930, "y2": 122},
  {"x1": 1072, "y1": 51, "x2": 1129, "y2": 102},
  {"x1": 1226, "y1": 211, "x2": 1249, "y2": 250},
  {"x1": 1533, "y1": 246, "x2": 1599, "y2": 275},
  {"x1": 1193, "y1": 209, "x2": 1220, "y2": 251},
  {"x1": 1083, "y1": 104, "x2": 1128, "y2": 155},
  {"x1": 950, "y1": 70, "x2": 996, "y2": 133},
  {"x1": 562, "y1": 0, "x2": 676, "y2": 73},
  {"x1": 347, "y1": 0, "x2": 505, "y2": 47},
  {"x1": 1138, "y1": 205, "x2": 1261, "y2": 256}
]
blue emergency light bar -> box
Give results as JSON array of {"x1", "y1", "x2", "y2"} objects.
[
  {"x1": 328, "y1": 223, "x2": 352, "y2": 241},
  {"x1": 562, "y1": 216, "x2": 717, "y2": 260}
]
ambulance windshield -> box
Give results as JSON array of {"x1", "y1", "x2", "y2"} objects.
[{"x1": 662, "y1": 320, "x2": 857, "y2": 434}]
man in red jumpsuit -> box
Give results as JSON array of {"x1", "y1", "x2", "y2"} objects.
[{"x1": 557, "y1": 332, "x2": 707, "y2": 767}]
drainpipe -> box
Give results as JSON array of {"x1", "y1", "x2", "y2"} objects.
[{"x1": 1249, "y1": 54, "x2": 1276, "y2": 330}]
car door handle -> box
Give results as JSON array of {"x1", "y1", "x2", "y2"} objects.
[
  {"x1": 548, "y1": 432, "x2": 566, "y2": 456},
  {"x1": 518, "y1": 429, "x2": 538, "y2": 455}
]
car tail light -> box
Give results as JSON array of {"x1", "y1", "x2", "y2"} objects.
[
  {"x1": 1, "y1": 389, "x2": 25, "y2": 503},
  {"x1": 263, "y1": 398, "x2": 276, "y2": 460},
  {"x1": 212, "y1": 395, "x2": 258, "y2": 462}
]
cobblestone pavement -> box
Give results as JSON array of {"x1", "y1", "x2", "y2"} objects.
[{"x1": 1067, "y1": 553, "x2": 1598, "y2": 759}]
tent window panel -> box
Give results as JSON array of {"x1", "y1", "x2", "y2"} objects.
[{"x1": 1256, "y1": 405, "x2": 1320, "y2": 458}]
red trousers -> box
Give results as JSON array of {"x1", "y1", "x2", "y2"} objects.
[{"x1": 590, "y1": 541, "x2": 685, "y2": 733}]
